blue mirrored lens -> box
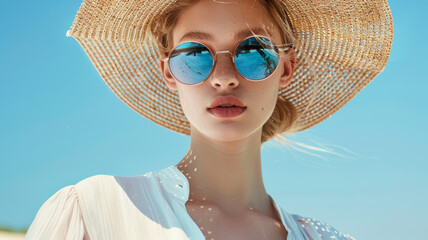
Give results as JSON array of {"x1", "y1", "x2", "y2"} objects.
[
  {"x1": 235, "y1": 37, "x2": 279, "y2": 80},
  {"x1": 169, "y1": 42, "x2": 213, "y2": 85}
]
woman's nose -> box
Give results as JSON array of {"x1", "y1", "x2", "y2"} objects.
[{"x1": 210, "y1": 51, "x2": 239, "y2": 89}]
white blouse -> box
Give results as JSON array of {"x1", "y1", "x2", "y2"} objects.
[{"x1": 25, "y1": 165, "x2": 355, "y2": 240}]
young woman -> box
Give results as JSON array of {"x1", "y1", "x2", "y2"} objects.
[{"x1": 25, "y1": 0, "x2": 393, "y2": 239}]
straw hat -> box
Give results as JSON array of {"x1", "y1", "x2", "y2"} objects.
[{"x1": 65, "y1": 0, "x2": 393, "y2": 135}]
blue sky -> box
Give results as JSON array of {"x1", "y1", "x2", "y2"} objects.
[{"x1": 0, "y1": 1, "x2": 427, "y2": 239}]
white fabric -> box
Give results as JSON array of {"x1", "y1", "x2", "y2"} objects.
[{"x1": 26, "y1": 165, "x2": 355, "y2": 240}]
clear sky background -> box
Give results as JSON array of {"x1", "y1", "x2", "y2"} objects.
[{"x1": 0, "y1": 0, "x2": 426, "y2": 239}]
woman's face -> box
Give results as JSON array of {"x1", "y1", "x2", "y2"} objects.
[{"x1": 160, "y1": 0, "x2": 295, "y2": 142}]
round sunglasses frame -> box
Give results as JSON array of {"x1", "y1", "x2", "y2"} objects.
[{"x1": 160, "y1": 35, "x2": 294, "y2": 86}]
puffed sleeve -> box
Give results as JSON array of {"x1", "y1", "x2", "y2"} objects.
[
  {"x1": 25, "y1": 185, "x2": 90, "y2": 240},
  {"x1": 296, "y1": 216, "x2": 356, "y2": 240}
]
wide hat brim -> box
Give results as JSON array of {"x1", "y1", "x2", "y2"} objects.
[{"x1": 66, "y1": 0, "x2": 393, "y2": 135}]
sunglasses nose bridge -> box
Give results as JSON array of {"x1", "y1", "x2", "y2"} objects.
[{"x1": 214, "y1": 50, "x2": 234, "y2": 63}]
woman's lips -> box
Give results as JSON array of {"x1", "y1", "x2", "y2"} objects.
[{"x1": 207, "y1": 107, "x2": 247, "y2": 118}]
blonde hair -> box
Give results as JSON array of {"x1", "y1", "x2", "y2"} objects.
[{"x1": 149, "y1": 0, "x2": 302, "y2": 144}]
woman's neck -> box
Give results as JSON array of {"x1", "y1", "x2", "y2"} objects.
[{"x1": 176, "y1": 125, "x2": 272, "y2": 216}]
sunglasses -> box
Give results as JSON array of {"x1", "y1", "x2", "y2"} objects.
[{"x1": 161, "y1": 35, "x2": 294, "y2": 85}]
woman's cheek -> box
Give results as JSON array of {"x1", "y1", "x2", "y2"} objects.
[{"x1": 177, "y1": 87, "x2": 204, "y2": 121}]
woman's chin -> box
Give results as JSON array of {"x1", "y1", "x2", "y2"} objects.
[{"x1": 200, "y1": 126, "x2": 263, "y2": 143}]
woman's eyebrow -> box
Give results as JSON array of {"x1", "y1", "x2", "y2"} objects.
[{"x1": 179, "y1": 27, "x2": 270, "y2": 42}]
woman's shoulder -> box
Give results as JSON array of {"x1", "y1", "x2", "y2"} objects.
[
  {"x1": 37, "y1": 168, "x2": 168, "y2": 210},
  {"x1": 73, "y1": 165, "x2": 182, "y2": 194},
  {"x1": 289, "y1": 213, "x2": 356, "y2": 240},
  {"x1": 73, "y1": 169, "x2": 163, "y2": 199},
  {"x1": 26, "y1": 170, "x2": 169, "y2": 239}
]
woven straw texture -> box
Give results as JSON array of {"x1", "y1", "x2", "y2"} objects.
[{"x1": 66, "y1": 0, "x2": 393, "y2": 135}]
